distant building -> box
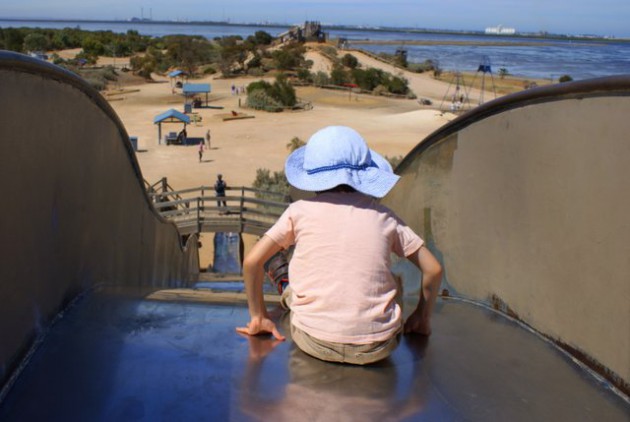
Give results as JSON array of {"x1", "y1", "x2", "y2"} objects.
[
  {"x1": 278, "y1": 21, "x2": 327, "y2": 43},
  {"x1": 485, "y1": 25, "x2": 516, "y2": 35}
]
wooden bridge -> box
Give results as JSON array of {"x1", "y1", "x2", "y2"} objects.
[{"x1": 146, "y1": 178, "x2": 290, "y2": 236}]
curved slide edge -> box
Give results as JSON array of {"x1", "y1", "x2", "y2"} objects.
[{"x1": 0, "y1": 51, "x2": 199, "y2": 389}]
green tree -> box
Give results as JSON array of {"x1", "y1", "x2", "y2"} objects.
[
  {"x1": 165, "y1": 35, "x2": 216, "y2": 75},
  {"x1": 217, "y1": 36, "x2": 248, "y2": 75},
  {"x1": 23, "y1": 33, "x2": 49, "y2": 52},
  {"x1": 253, "y1": 30, "x2": 273, "y2": 45},
  {"x1": 82, "y1": 36, "x2": 105, "y2": 56},
  {"x1": 52, "y1": 28, "x2": 82, "y2": 50},
  {"x1": 498, "y1": 67, "x2": 509, "y2": 79},
  {"x1": 130, "y1": 55, "x2": 156, "y2": 79},
  {"x1": 1, "y1": 28, "x2": 25, "y2": 52}
]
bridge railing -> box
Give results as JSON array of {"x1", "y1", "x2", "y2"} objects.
[{"x1": 148, "y1": 185, "x2": 290, "y2": 236}]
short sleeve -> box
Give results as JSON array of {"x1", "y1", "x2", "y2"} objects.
[
  {"x1": 392, "y1": 222, "x2": 424, "y2": 258},
  {"x1": 265, "y1": 206, "x2": 296, "y2": 249}
]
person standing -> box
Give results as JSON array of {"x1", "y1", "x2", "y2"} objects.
[
  {"x1": 198, "y1": 142, "x2": 204, "y2": 162},
  {"x1": 214, "y1": 174, "x2": 227, "y2": 207},
  {"x1": 206, "y1": 129, "x2": 211, "y2": 149}
]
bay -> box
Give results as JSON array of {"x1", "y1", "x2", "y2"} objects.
[{"x1": 1, "y1": 19, "x2": 629, "y2": 81}]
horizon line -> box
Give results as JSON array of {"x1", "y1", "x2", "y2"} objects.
[{"x1": 0, "y1": 16, "x2": 624, "y2": 39}]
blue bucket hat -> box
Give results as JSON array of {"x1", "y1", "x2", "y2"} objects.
[{"x1": 285, "y1": 126, "x2": 400, "y2": 198}]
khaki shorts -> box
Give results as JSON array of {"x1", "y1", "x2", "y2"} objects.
[{"x1": 282, "y1": 287, "x2": 401, "y2": 365}]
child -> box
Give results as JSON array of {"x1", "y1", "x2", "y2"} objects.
[{"x1": 236, "y1": 126, "x2": 442, "y2": 364}]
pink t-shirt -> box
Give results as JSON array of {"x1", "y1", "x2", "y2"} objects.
[{"x1": 265, "y1": 191, "x2": 424, "y2": 344}]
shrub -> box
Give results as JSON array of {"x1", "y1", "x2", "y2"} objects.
[
  {"x1": 23, "y1": 32, "x2": 49, "y2": 52},
  {"x1": 330, "y1": 65, "x2": 350, "y2": 85},
  {"x1": 75, "y1": 50, "x2": 98, "y2": 65},
  {"x1": 81, "y1": 36, "x2": 105, "y2": 56},
  {"x1": 130, "y1": 55, "x2": 156, "y2": 79},
  {"x1": 247, "y1": 89, "x2": 282, "y2": 111},
  {"x1": 372, "y1": 85, "x2": 389, "y2": 96},
  {"x1": 286, "y1": 136, "x2": 305, "y2": 152},
  {"x1": 245, "y1": 31, "x2": 273, "y2": 48},
  {"x1": 247, "y1": 54, "x2": 262, "y2": 69},
  {"x1": 246, "y1": 80, "x2": 273, "y2": 94},
  {"x1": 270, "y1": 74, "x2": 297, "y2": 107},
  {"x1": 99, "y1": 66, "x2": 118, "y2": 81},
  {"x1": 84, "y1": 77, "x2": 106, "y2": 91},
  {"x1": 252, "y1": 168, "x2": 290, "y2": 197},
  {"x1": 246, "y1": 75, "x2": 297, "y2": 110},
  {"x1": 353, "y1": 67, "x2": 384, "y2": 91},
  {"x1": 247, "y1": 67, "x2": 265, "y2": 76},
  {"x1": 320, "y1": 46, "x2": 338, "y2": 58},
  {"x1": 408, "y1": 59, "x2": 439, "y2": 74},
  {"x1": 384, "y1": 74, "x2": 409, "y2": 95},
  {"x1": 272, "y1": 44, "x2": 305, "y2": 70},
  {"x1": 313, "y1": 71, "x2": 330, "y2": 86},
  {"x1": 202, "y1": 65, "x2": 217, "y2": 75},
  {"x1": 559, "y1": 74, "x2": 573, "y2": 83},
  {"x1": 297, "y1": 68, "x2": 313, "y2": 83},
  {"x1": 341, "y1": 53, "x2": 359, "y2": 69}
]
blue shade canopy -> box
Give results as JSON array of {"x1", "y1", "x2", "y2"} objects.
[
  {"x1": 153, "y1": 109, "x2": 191, "y2": 124},
  {"x1": 182, "y1": 83, "x2": 211, "y2": 95},
  {"x1": 168, "y1": 69, "x2": 186, "y2": 77}
]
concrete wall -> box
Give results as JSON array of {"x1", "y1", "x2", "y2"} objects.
[
  {"x1": 384, "y1": 76, "x2": 630, "y2": 394},
  {"x1": 0, "y1": 52, "x2": 199, "y2": 387}
]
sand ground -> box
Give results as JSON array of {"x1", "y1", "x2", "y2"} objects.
[{"x1": 102, "y1": 51, "x2": 467, "y2": 267}]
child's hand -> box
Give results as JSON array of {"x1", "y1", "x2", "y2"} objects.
[
  {"x1": 403, "y1": 308, "x2": 432, "y2": 336},
  {"x1": 236, "y1": 332, "x2": 284, "y2": 361},
  {"x1": 236, "y1": 316, "x2": 286, "y2": 341}
]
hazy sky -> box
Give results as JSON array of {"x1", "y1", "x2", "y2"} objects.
[{"x1": 2, "y1": 0, "x2": 629, "y2": 37}]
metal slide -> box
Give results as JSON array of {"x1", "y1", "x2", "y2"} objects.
[
  {"x1": 0, "y1": 283, "x2": 628, "y2": 420},
  {"x1": 0, "y1": 52, "x2": 628, "y2": 420}
]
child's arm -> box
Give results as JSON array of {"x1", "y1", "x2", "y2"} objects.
[
  {"x1": 235, "y1": 235, "x2": 286, "y2": 341},
  {"x1": 403, "y1": 245, "x2": 443, "y2": 336}
]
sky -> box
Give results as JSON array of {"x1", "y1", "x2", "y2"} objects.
[{"x1": 2, "y1": 0, "x2": 630, "y2": 38}]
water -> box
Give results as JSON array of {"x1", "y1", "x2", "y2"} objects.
[{"x1": 2, "y1": 19, "x2": 629, "y2": 81}]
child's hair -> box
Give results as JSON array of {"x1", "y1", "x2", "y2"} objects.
[{"x1": 318, "y1": 184, "x2": 356, "y2": 194}]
